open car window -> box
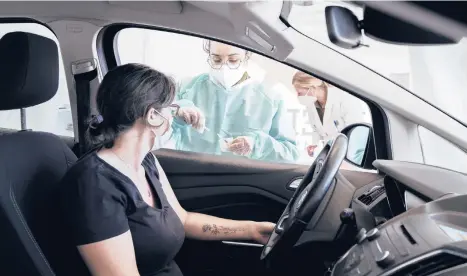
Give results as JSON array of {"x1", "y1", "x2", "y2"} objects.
[{"x1": 114, "y1": 27, "x2": 373, "y2": 170}]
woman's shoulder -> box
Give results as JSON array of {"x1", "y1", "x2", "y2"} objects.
[
  {"x1": 60, "y1": 152, "x2": 120, "y2": 194},
  {"x1": 62, "y1": 152, "x2": 96, "y2": 178},
  {"x1": 142, "y1": 152, "x2": 160, "y2": 178}
]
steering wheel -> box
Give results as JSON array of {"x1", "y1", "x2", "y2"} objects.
[{"x1": 260, "y1": 134, "x2": 348, "y2": 260}]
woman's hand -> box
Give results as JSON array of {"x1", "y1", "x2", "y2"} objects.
[{"x1": 248, "y1": 221, "x2": 276, "y2": 245}]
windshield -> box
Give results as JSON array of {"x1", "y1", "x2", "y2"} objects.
[{"x1": 286, "y1": 1, "x2": 467, "y2": 124}]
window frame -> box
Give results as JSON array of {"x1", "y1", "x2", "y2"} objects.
[{"x1": 95, "y1": 24, "x2": 392, "y2": 167}]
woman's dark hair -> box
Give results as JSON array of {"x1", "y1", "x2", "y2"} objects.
[{"x1": 85, "y1": 63, "x2": 176, "y2": 149}]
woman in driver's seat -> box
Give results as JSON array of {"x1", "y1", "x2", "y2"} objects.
[{"x1": 59, "y1": 63, "x2": 275, "y2": 276}]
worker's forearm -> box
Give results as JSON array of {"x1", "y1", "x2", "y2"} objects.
[
  {"x1": 250, "y1": 131, "x2": 299, "y2": 162},
  {"x1": 184, "y1": 212, "x2": 254, "y2": 241}
]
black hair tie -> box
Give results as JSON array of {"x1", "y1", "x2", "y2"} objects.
[{"x1": 89, "y1": 114, "x2": 104, "y2": 129}]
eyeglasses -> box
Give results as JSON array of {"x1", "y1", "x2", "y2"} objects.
[
  {"x1": 308, "y1": 82, "x2": 327, "y2": 90},
  {"x1": 155, "y1": 104, "x2": 180, "y2": 122},
  {"x1": 207, "y1": 56, "x2": 243, "y2": 70},
  {"x1": 295, "y1": 81, "x2": 327, "y2": 92},
  {"x1": 167, "y1": 104, "x2": 180, "y2": 117}
]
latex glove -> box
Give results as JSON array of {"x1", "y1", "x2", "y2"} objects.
[
  {"x1": 307, "y1": 139, "x2": 329, "y2": 157},
  {"x1": 306, "y1": 144, "x2": 318, "y2": 157},
  {"x1": 176, "y1": 106, "x2": 206, "y2": 132},
  {"x1": 227, "y1": 136, "x2": 254, "y2": 156}
]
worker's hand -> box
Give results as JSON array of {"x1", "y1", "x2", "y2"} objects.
[
  {"x1": 176, "y1": 106, "x2": 206, "y2": 131},
  {"x1": 306, "y1": 144, "x2": 318, "y2": 157},
  {"x1": 228, "y1": 136, "x2": 254, "y2": 156}
]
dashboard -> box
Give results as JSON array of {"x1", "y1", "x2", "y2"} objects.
[{"x1": 330, "y1": 160, "x2": 467, "y2": 276}]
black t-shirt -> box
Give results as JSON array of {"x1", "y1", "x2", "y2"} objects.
[{"x1": 60, "y1": 151, "x2": 185, "y2": 276}]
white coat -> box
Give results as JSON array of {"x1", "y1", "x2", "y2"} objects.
[
  {"x1": 283, "y1": 87, "x2": 372, "y2": 165},
  {"x1": 305, "y1": 87, "x2": 371, "y2": 142}
]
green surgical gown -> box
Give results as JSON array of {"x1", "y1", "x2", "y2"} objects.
[{"x1": 171, "y1": 73, "x2": 299, "y2": 163}]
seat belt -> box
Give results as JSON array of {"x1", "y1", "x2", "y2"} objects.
[{"x1": 72, "y1": 58, "x2": 98, "y2": 156}]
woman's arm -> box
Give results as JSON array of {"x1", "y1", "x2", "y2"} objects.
[
  {"x1": 186, "y1": 213, "x2": 250, "y2": 240},
  {"x1": 78, "y1": 231, "x2": 140, "y2": 276},
  {"x1": 153, "y1": 154, "x2": 274, "y2": 244},
  {"x1": 183, "y1": 213, "x2": 273, "y2": 244}
]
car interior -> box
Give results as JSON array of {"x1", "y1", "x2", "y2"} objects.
[{"x1": 1, "y1": 1, "x2": 467, "y2": 276}]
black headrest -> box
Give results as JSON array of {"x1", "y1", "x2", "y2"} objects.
[{"x1": 0, "y1": 31, "x2": 59, "y2": 110}]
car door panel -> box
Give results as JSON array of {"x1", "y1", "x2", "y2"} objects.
[
  {"x1": 155, "y1": 149, "x2": 304, "y2": 191},
  {"x1": 174, "y1": 186, "x2": 287, "y2": 222},
  {"x1": 155, "y1": 149, "x2": 304, "y2": 222}
]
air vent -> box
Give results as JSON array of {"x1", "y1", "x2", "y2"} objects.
[
  {"x1": 358, "y1": 185, "x2": 385, "y2": 205},
  {"x1": 393, "y1": 252, "x2": 466, "y2": 276}
]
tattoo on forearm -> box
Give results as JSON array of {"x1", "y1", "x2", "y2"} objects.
[{"x1": 202, "y1": 224, "x2": 246, "y2": 235}]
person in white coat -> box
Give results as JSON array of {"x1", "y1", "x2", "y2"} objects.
[{"x1": 291, "y1": 71, "x2": 372, "y2": 161}]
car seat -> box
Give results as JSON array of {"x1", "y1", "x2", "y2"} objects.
[{"x1": 0, "y1": 31, "x2": 83, "y2": 275}]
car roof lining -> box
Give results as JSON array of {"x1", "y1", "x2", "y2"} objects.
[{"x1": 0, "y1": 1, "x2": 294, "y2": 60}]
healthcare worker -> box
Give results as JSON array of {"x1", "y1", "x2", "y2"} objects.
[
  {"x1": 291, "y1": 71, "x2": 372, "y2": 159},
  {"x1": 169, "y1": 40, "x2": 299, "y2": 163}
]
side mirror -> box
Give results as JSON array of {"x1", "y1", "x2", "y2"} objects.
[{"x1": 340, "y1": 123, "x2": 376, "y2": 169}]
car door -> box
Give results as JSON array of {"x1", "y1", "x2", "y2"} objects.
[{"x1": 107, "y1": 26, "x2": 386, "y2": 276}]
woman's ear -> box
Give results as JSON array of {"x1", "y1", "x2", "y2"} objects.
[{"x1": 146, "y1": 108, "x2": 165, "y2": 128}]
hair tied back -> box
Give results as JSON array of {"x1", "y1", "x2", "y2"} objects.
[{"x1": 89, "y1": 114, "x2": 104, "y2": 129}]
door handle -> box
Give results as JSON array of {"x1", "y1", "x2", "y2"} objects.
[
  {"x1": 222, "y1": 241, "x2": 263, "y2": 247},
  {"x1": 288, "y1": 178, "x2": 303, "y2": 190}
]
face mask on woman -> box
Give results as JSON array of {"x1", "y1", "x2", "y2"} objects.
[
  {"x1": 150, "y1": 107, "x2": 173, "y2": 150},
  {"x1": 210, "y1": 66, "x2": 246, "y2": 89},
  {"x1": 297, "y1": 95, "x2": 318, "y2": 106},
  {"x1": 152, "y1": 131, "x2": 172, "y2": 151}
]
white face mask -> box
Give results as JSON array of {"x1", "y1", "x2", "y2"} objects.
[
  {"x1": 151, "y1": 108, "x2": 173, "y2": 151},
  {"x1": 210, "y1": 67, "x2": 246, "y2": 89},
  {"x1": 152, "y1": 131, "x2": 172, "y2": 151},
  {"x1": 297, "y1": 95, "x2": 318, "y2": 106}
]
